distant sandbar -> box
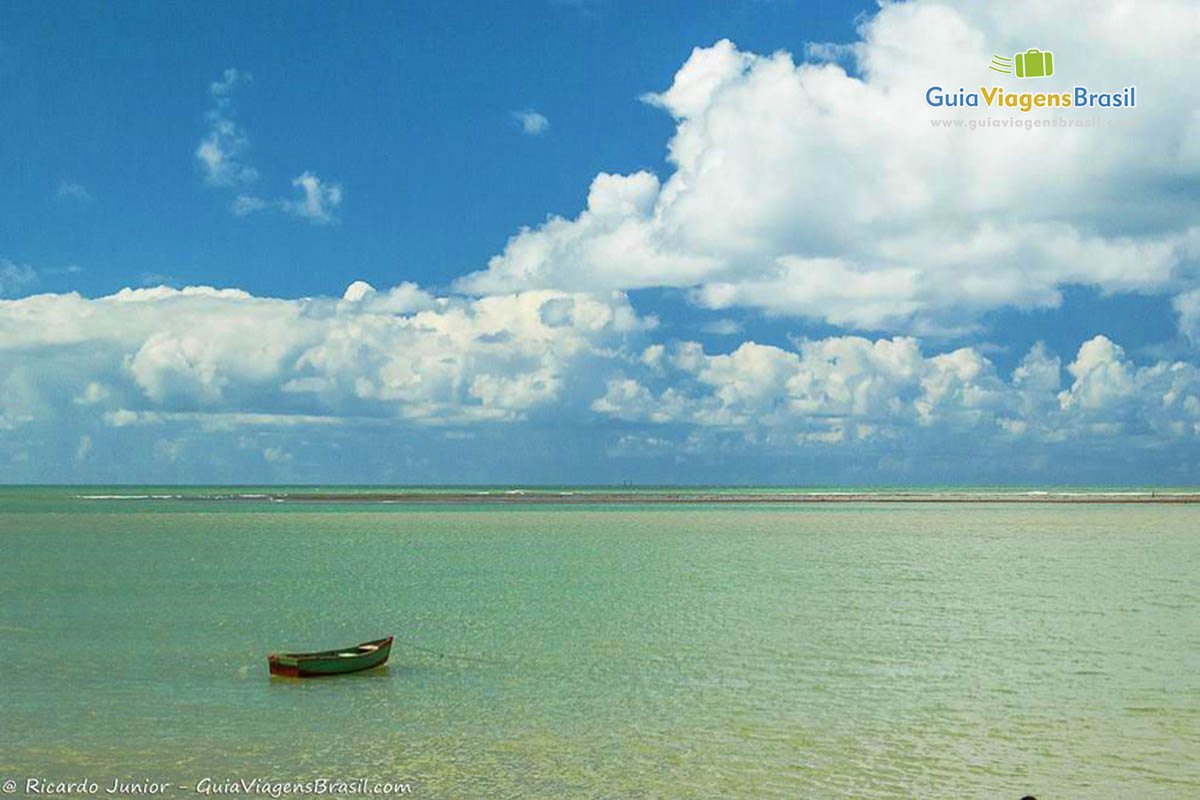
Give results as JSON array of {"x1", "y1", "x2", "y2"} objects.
[{"x1": 123, "y1": 490, "x2": 1200, "y2": 504}]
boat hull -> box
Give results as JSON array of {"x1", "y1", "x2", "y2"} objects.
[{"x1": 268, "y1": 636, "x2": 393, "y2": 677}]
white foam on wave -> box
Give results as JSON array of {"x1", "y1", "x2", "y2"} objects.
[{"x1": 77, "y1": 494, "x2": 154, "y2": 500}]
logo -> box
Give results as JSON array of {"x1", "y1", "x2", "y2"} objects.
[
  {"x1": 990, "y1": 49, "x2": 1055, "y2": 78},
  {"x1": 925, "y1": 47, "x2": 1136, "y2": 113}
]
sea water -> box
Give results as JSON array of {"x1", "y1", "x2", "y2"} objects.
[{"x1": 1, "y1": 487, "x2": 1196, "y2": 798}]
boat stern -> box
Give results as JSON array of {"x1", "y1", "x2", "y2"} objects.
[{"x1": 267, "y1": 653, "x2": 300, "y2": 677}]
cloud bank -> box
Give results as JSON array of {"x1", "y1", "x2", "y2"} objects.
[
  {"x1": 595, "y1": 335, "x2": 1200, "y2": 446},
  {"x1": 3, "y1": 281, "x2": 1199, "y2": 481},
  {"x1": 0, "y1": 283, "x2": 650, "y2": 430}
]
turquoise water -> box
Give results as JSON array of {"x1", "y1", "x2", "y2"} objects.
[{"x1": 1, "y1": 488, "x2": 1197, "y2": 798}]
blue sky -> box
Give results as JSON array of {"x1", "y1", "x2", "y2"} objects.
[
  {"x1": 3, "y1": 0, "x2": 1200, "y2": 484},
  {"x1": 2, "y1": 1, "x2": 868, "y2": 298}
]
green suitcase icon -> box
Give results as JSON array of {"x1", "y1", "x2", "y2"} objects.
[{"x1": 1014, "y1": 48, "x2": 1053, "y2": 78}]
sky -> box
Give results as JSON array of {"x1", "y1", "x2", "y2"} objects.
[{"x1": 2, "y1": 0, "x2": 1200, "y2": 485}]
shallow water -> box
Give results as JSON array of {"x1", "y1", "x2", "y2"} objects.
[{"x1": 1, "y1": 488, "x2": 1197, "y2": 798}]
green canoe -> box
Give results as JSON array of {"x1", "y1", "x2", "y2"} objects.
[{"x1": 268, "y1": 635, "x2": 393, "y2": 677}]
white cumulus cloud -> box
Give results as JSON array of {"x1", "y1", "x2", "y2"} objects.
[
  {"x1": 0, "y1": 283, "x2": 653, "y2": 429},
  {"x1": 282, "y1": 171, "x2": 343, "y2": 224},
  {"x1": 197, "y1": 70, "x2": 342, "y2": 224},
  {"x1": 457, "y1": 2, "x2": 1200, "y2": 333},
  {"x1": 234, "y1": 172, "x2": 343, "y2": 224},
  {"x1": 195, "y1": 68, "x2": 259, "y2": 187},
  {"x1": 512, "y1": 109, "x2": 550, "y2": 135},
  {"x1": 56, "y1": 181, "x2": 92, "y2": 201},
  {"x1": 1175, "y1": 289, "x2": 1200, "y2": 342},
  {"x1": 593, "y1": 334, "x2": 1200, "y2": 445},
  {"x1": 0, "y1": 259, "x2": 37, "y2": 297}
]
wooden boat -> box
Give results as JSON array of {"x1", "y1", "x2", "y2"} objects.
[{"x1": 268, "y1": 635, "x2": 393, "y2": 677}]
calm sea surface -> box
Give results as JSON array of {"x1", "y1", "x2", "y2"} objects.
[{"x1": 1, "y1": 487, "x2": 1197, "y2": 799}]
